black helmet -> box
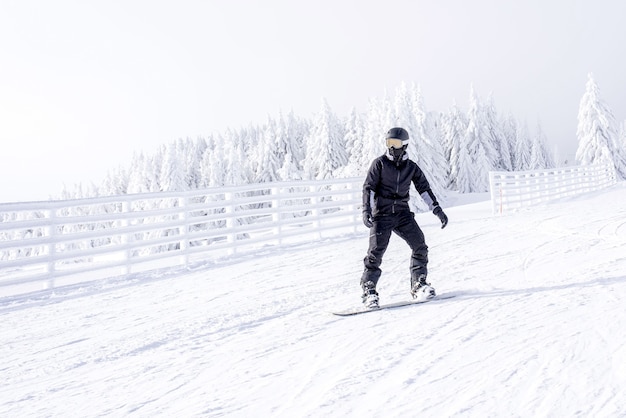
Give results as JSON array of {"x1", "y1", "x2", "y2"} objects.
[
  {"x1": 386, "y1": 127, "x2": 409, "y2": 141},
  {"x1": 385, "y1": 127, "x2": 409, "y2": 162}
]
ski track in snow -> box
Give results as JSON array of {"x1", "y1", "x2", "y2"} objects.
[{"x1": 2, "y1": 183, "x2": 626, "y2": 417}]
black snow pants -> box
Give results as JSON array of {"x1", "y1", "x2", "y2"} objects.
[{"x1": 360, "y1": 210, "x2": 428, "y2": 288}]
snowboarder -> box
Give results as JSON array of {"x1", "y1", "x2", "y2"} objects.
[{"x1": 360, "y1": 127, "x2": 448, "y2": 308}]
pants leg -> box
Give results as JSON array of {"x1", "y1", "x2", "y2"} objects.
[
  {"x1": 393, "y1": 211, "x2": 429, "y2": 281},
  {"x1": 360, "y1": 216, "x2": 394, "y2": 287}
]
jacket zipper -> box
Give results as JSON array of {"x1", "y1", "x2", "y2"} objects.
[{"x1": 393, "y1": 170, "x2": 400, "y2": 214}]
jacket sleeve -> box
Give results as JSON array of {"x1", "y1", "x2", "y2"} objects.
[
  {"x1": 413, "y1": 164, "x2": 440, "y2": 210},
  {"x1": 362, "y1": 159, "x2": 381, "y2": 213},
  {"x1": 419, "y1": 190, "x2": 439, "y2": 210}
]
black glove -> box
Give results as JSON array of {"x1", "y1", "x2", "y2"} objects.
[
  {"x1": 362, "y1": 211, "x2": 373, "y2": 228},
  {"x1": 433, "y1": 206, "x2": 448, "y2": 229}
]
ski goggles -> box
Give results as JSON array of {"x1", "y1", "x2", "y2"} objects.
[{"x1": 386, "y1": 138, "x2": 409, "y2": 149}]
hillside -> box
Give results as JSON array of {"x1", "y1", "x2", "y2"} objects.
[{"x1": 2, "y1": 183, "x2": 626, "y2": 417}]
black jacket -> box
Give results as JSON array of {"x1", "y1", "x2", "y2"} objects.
[{"x1": 363, "y1": 153, "x2": 438, "y2": 216}]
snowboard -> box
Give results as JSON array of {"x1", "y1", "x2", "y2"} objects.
[{"x1": 332, "y1": 294, "x2": 456, "y2": 317}]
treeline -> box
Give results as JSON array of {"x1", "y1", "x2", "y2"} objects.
[{"x1": 61, "y1": 82, "x2": 560, "y2": 205}]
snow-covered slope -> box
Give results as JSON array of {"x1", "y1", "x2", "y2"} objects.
[{"x1": 2, "y1": 184, "x2": 626, "y2": 417}]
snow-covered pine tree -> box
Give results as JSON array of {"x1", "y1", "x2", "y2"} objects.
[
  {"x1": 302, "y1": 98, "x2": 347, "y2": 180},
  {"x1": 379, "y1": 90, "x2": 396, "y2": 134},
  {"x1": 484, "y1": 94, "x2": 512, "y2": 171},
  {"x1": 460, "y1": 86, "x2": 493, "y2": 192},
  {"x1": 159, "y1": 142, "x2": 187, "y2": 192},
  {"x1": 99, "y1": 164, "x2": 128, "y2": 196},
  {"x1": 408, "y1": 83, "x2": 448, "y2": 206},
  {"x1": 393, "y1": 83, "x2": 414, "y2": 127},
  {"x1": 360, "y1": 98, "x2": 388, "y2": 167},
  {"x1": 393, "y1": 82, "x2": 419, "y2": 159},
  {"x1": 576, "y1": 74, "x2": 626, "y2": 178},
  {"x1": 252, "y1": 117, "x2": 282, "y2": 183},
  {"x1": 341, "y1": 106, "x2": 365, "y2": 177},
  {"x1": 393, "y1": 82, "x2": 419, "y2": 147},
  {"x1": 133, "y1": 152, "x2": 156, "y2": 195},
  {"x1": 147, "y1": 145, "x2": 164, "y2": 192},
  {"x1": 513, "y1": 121, "x2": 532, "y2": 171},
  {"x1": 440, "y1": 100, "x2": 468, "y2": 190},
  {"x1": 200, "y1": 135, "x2": 226, "y2": 188},
  {"x1": 529, "y1": 121, "x2": 555, "y2": 170},
  {"x1": 274, "y1": 110, "x2": 304, "y2": 181},
  {"x1": 221, "y1": 129, "x2": 249, "y2": 186},
  {"x1": 237, "y1": 125, "x2": 260, "y2": 183},
  {"x1": 455, "y1": 146, "x2": 475, "y2": 194},
  {"x1": 127, "y1": 152, "x2": 150, "y2": 194},
  {"x1": 283, "y1": 109, "x2": 308, "y2": 173},
  {"x1": 180, "y1": 137, "x2": 207, "y2": 189},
  {"x1": 501, "y1": 113, "x2": 518, "y2": 171}
]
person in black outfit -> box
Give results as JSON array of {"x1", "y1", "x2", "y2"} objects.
[{"x1": 360, "y1": 127, "x2": 448, "y2": 308}]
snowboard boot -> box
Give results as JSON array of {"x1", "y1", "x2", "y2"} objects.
[
  {"x1": 361, "y1": 280, "x2": 380, "y2": 309},
  {"x1": 411, "y1": 274, "x2": 436, "y2": 300}
]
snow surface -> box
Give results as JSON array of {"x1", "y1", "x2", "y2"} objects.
[{"x1": 2, "y1": 184, "x2": 626, "y2": 417}]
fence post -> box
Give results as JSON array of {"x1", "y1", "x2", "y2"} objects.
[
  {"x1": 310, "y1": 184, "x2": 321, "y2": 239},
  {"x1": 121, "y1": 200, "x2": 131, "y2": 275},
  {"x1": 224, "y1": 192, "x2": 235, "y2": 255},
  {"x1": 348, "y1": 181, "x2": 359, "y2": 232},
  {"x1": 489, "y1": 172, "x2": 495, "y2": 214},
  {"x1": 179, "y1": 196, "x2": 189, "y2": 267},
  {"x1": 271, "y1": 187, "x2": 281, "y2": 245},
  {"x1": 44, "y1": 207, "x2": 56, "y2": 290}
]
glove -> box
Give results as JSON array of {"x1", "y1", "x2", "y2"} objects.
[
  {"x1": 433, "y1": 206, "x2": 448, "y2": 229},
  {"x1": 362, "y1": 211, "x2": 373, "y2": 228}
]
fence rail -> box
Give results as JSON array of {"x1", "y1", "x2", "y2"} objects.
[
  {"x1": 489, "y1": 164, "x2": 617, "y2": 214},
  {"x1": 1, "y1": 178, "x2": 363, "y2": 296}
]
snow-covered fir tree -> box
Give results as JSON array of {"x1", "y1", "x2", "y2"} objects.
[
  {"x1": 484, "y1": 94, "x2": 512, "y2": 171},
  {"x1": 222, "y1": 129, "x2": 249, "y2": 186},
  {"x1": 97, "y1": 163, "x2": 128, "y2": 196},
  {"x1": 238, "y1": 125, "x2": 260, "y2": 183},
  {"x1": 393, "y1": 82, "x2": 419, "y2": 157},
  {"x1": 529, "y1": 122, "x2": 555, "y2": 170},
  {"x1": 360, "y1": 98, "x2": 388, "y2": 167},
  {"x1": 159, "y1": 142, "x2": 187, "y2": 192},
  {"x1": 274, "y1": 110, "x2": 307, "y2": 181},
  {"x1": 340, "y1": 106, "x2": 366, "y2": 177},
  {"x1": 252, "y1": 117, "x2": 283, "y2": 183},
  {"x1": 513, "y1": 121, "x2": 533, "y2": 171},
  {"x1": 180, "y1": 137, "x2": 207, "y2": 189},
  {"x1": 283, "y1": 110, "x2": 308, "y2": 172},
  {"x1": 200, "y1": 134, "x2": 227, "y2": 188},
  {"x1": 393, "y1": 82, "x2": 416, "y2": 130},
  {"x1": 501, "y1": 113, "x2": 518, "y2": 170},
  {"x1": 126, "y1": 152, "x2": 154, "y2": 194},
  {"x1": 303, "y1": 98, "x2": 347, "y2": 180},
  {"x1": 459, "y1": 86, "x2": 493, "y2": 192},
  {"x1": 407, "y1": 84, "x2": 448, "y2": 205},
  {"x1": 576, "y1": 73, "x2": 626, "y2": 178},
  {"x1": 455, "y1": 146, "x2": 475, "y2": 194},
  {"x1": 440, "y1": 100, "x2": 468, "y2": 190}
]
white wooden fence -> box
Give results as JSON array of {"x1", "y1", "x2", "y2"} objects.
[
  {"x1": 489, "y1": 164, "x2": 617, "y2": 214},
  {"x1": 0, "y1": 178, "x2": 363, "y2": 296}
]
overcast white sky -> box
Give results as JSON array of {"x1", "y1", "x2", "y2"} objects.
[{"x1": 1, "y1": 0, "x2": 625, "y2": 203}]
